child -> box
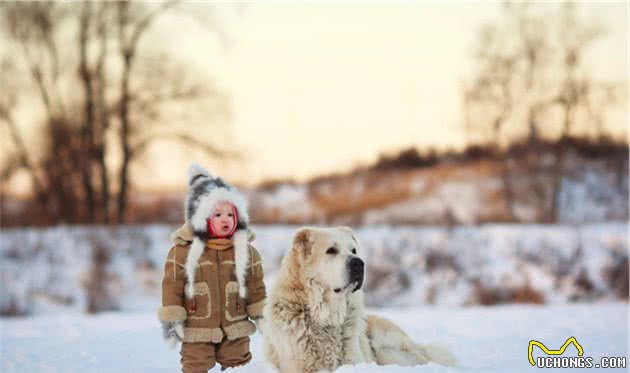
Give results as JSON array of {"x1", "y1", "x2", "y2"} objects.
[{"x1": 158, "y1": 163, "x2": 266, "y2": 372}]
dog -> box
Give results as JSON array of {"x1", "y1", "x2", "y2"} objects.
[{"x1": 262, "y1": 226, "x2": 457, "y2": 373}]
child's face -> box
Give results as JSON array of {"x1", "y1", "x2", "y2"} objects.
[{"x1": 210, "y1": 202, "x2": 236, "y2": 237}]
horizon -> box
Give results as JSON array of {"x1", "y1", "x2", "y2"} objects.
[{"x1": 3, "y1": 136, "x2": 627, "y2": 200}]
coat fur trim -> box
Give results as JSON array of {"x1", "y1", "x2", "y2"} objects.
[
  {"x1": 170, "y1": 222, "x2": 256, "y2": 245},
  {"x1": 174, "y1": 223, "x2": 253, "y2": 299},
  {"x1": 158, "y1": 305, "x2": 187, "y2": 322},
  {"x1": 182, "y1": 327, "x2": 224, "y2": 343},
  {"x1": 223, "y1": 320, "x2": 256, "y2": 340}
]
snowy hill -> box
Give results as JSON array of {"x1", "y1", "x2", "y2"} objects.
[
  {"x1": 2, "y1": 303, "x2": 627, "y2": 372},
  {"x1": 250, "y1": 150, "x2": 628, "y2": 225}
]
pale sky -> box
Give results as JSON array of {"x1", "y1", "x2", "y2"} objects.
[
  {"x1": 139, "y1": 1, "x2": 627, "y2": 189},
  {"x1": 4, "y1": 2, "x2": 628, "y2": 192},
  {"x1": 145, "y1": 2, "x2": 500, "y2": 188}
]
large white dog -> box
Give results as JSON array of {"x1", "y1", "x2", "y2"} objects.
[{"x1": 262, "y1": 226, "x2": 456, "y2": 373}]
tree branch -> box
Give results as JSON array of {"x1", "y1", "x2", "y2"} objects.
[
  {"x1": 1, "y1": 114, "x2": 44, "y2": 195},
  {"x1": 130, "y1": 131, "x2": 239, "y2": 161},
  {"x1": 125, "y1": 1, "x2": 179, "y2": 56}
]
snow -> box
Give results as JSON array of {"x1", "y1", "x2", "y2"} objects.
[
  {"x1": 1, "y1": 303, "x2": 627, "y2": 372},
  {"x1": 558, "y1": 168, "x2": 628, "y2": 223},
  {"x1": 253, "y1": 184, "x2": 314, "y2": 223},
  {"x1": 1, "y1": 223, "x2": 627, "y2": 371},
  {"x1": 1, "y1": 223, "x2": 627, "y2": 315},
  {"x1": 246, "y1": 155, "x2": 627, "y2": 225}
]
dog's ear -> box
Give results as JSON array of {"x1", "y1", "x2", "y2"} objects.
[
  {"x1": 292, "y1": 227, "x2": 313, "y2": 258},
  {"x1": 338, "y1": 226, "x2": 357, "y2": 243}
]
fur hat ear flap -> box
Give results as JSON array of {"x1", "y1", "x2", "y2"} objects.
[
  {"x1": 184, "y1": 237, "x2": 205, "y2": 299},
  {"x1": 292, "y1": 227, "x2": 312, "y2": 258},
  {"x1": 233, "y1": 229, "x2": 250, "y2": 298}
]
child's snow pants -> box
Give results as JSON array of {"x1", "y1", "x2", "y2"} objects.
[{"x1": 180, "y1": 336, "x2": 251, "y2": 372}]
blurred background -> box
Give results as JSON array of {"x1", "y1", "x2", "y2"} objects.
[{"x1": 0, "y1": 1, "x2": 627, "y2": 317}]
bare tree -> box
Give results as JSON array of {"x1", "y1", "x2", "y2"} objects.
[
  {"x1": 78, "y1": 1, "x2": 97, "y2": 223},
  {"x1": 113, "y1": 1, "x2": 235, "y2": 223},
  {"x1": 466, "y1": 3, "x2": 554, "y2": 147},
  {"x1": 1, "y1": 1, "x2": 234, "y2": 225},
  {"x1": 464, "y1": 18, "x2": 520, "y2": 219},
  {"x1": 115, "y1": 1, "x2": 178, "y2": 223},
  {"x1": 1, "y1": 3, "x2": 76, "y2": 223},
  {"x1": 93, "y1": 2, "x2": 114, "y2": 223},
  {"x1": 548, "y1": 3, "x2": 606, "y2": 221},
  {"x1": 465, "y1": 2, "x2": 615, "y2": 222}
]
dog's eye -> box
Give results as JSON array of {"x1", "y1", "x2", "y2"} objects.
[
  {"x1": 351, "y1": 248, "x2": 357, "y2": 254},
  {"x1": 326, "y1": 247, "x2": 338, "y2": 255}
]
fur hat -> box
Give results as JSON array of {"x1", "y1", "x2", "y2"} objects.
[{"x1": 184, "y1": 162, "x2": 251, "y2": 299}]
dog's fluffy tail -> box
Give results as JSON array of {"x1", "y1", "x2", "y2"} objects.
[
  {"x1": 367, "y1": 315, "x2": 457, "y2": 367},
  {"x1": 420, "y1": 342, "x2": 457, "y2": 367}
]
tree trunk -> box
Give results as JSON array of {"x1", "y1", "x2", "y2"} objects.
[
  {"x1": 549, "y1": 106, "x2": 573, "y2": 222},
  {"x1": 95, "y1": 2, "x2": 111, "y2": 224},
  {"x1": 549, "y1": 150, "x2": 566, "y2": 223},
  {"x1": 79, "y1": 2, "x2": 96, "y2": 223},
  {"x1": 501, "y1": 160, "x2": 516, "y2": 221},
  {"x1": 117, "y1": 54, "x2": 133, "y2": 224},
  {"x1": 114, "y1": 0, "x2": 177, "y2": 223}
]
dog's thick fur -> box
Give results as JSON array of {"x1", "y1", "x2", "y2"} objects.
[{"x1": 262, "y1": 227, "x2": 456, "y2": 373}]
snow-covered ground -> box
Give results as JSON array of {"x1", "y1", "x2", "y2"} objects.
[
  {"x1": 1, "y1": 303, "x2": 627, "y2": 372},
  {"x1": 1, "y1": 224, "x2": 628, "y2": 371}
]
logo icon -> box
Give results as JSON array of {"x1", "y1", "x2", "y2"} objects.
[{"x1": 528, "y1": 336, "x2": 584, "y2": 366}]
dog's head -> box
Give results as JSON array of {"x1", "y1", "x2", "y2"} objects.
[{"x1": 290, "y1": 226, "x2": 364, "y2": 301}]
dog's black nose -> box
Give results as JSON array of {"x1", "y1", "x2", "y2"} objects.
[
  {"x1": 348, "y1": 257, "x2": 364, "y2": 292},
  {"x1": 350, "y1": 257, "x2": 364, "y2": 272}
]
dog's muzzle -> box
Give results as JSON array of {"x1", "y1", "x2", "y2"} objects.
[{"x1": 348, "y1": 257, "x2": 364, "y2": 292}]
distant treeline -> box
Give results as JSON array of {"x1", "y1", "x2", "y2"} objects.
[{"x1": 370, "y1": 136, "x2": 628, "y2": 172}]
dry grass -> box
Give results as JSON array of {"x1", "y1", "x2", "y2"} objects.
[{"x1": 469, "y1": 280, "x2": 546, "y2": 305}]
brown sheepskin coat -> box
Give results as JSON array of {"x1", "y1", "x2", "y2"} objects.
[{"x1": 158, "y1": 225, "x2": 266, "y2": 343}]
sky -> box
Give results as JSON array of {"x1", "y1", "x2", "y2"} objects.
[
  {"x1": 3, "y1": 2, "x2": 628, "y2": 191},
  {"x1": 143, "y1": 2, "x2": 498, "y2": 187},
  {"x1": 137, "y1": 1, "x2": 628, "y2": 189}
]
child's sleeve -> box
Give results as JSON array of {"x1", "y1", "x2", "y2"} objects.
[
  {"x1": 157, "y1": 245, "x2": 188, "y2": 324},
  {"x1": 245, "y1": 246, "x2": 266, "y2": 319}
]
